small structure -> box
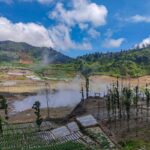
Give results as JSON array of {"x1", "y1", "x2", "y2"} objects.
[{"x1": 76, "y1": 115, "x2": 98, "y2": 128}]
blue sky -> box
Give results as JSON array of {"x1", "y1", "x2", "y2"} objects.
[{"x1": 0, "y1": 0, "x2": 150, "y2": 57}]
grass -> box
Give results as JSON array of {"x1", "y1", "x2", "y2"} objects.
[
  {"x1": 120, "y1": 139, "x2": 150, "y2": 150},
  {"x1": 118, "y1": 126, "x2": 150, "y2": 150},
  {"x1": 84, "y1": 127, "x2": 116, "y2": 150},
  {"x1": 48, "y1": 141, "x2": 91, "y2": 150},
  {"x1": 0, "y1": 123, "x2": 91, "y2": 150},
  {"x1": 32, "y1": 63, "x2": 77, "y2": 80}
]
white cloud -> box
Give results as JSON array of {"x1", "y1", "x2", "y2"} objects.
[
  {"x1": 18, "y1": 0, "x2": 54, "y2": 4},
  {"x1": 105, "y1": 28, "x2": 113, "y2": 38},
  {"x1": 0, "y1": 0, "x2": 107, "y2": 51},
  {"x1": 87, "y1": 28, "x2": 100, "y2": 38},
  {"x1": 48, "y1": 24, "x2": 92, "y2": 50},
  {"x1": 0, "y1": 17, "x2": 92, "y2": 50},
  {"x1": 135, "y1": 36, "x2": 150, "y2": 49},
  {"x1": 38, "y1": 0, "x2": 53, "y2": 4},
  {"x1": 103, "y1": 38, "x2": 125, "y2": 48},
  {"x1": 50, "y1": 0, "x2": 108, "y2": 27},
  {"x1": 0, "y1": 0, "x2": 12, "y2": 4},
  {"x1": 130, "y1": 15, "x2": 150, "y2": 23},
  {"x1": 79, "y1": 23, "x2": 89, "y2": 30},
  {"x1": 0, "y1": 17, "x2": 53, "y2": 47}
]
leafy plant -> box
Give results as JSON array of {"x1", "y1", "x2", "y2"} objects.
[{"x1": 32, "y1": 101, "x2": 43, "y2": 131}]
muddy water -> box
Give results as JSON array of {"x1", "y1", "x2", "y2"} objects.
[{"x1": 10, "y1": 75, "x2": 150, "y2": 113}]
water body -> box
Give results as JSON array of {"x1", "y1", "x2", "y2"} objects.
[
  {"x1": 13, "y1": 89, "x2": 81, "y2": 113},
  {"x1": 11, "y1": 75, "x2": 150, "y2": 113}
]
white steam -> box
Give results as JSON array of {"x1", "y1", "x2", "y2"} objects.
[{"x1": 12, "y1": 76, "x2": 82, "y2": 113}]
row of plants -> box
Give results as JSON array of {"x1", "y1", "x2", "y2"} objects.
[
  {"x1": 120, "y1": 139, "x2": 150, "y2": 150},
  {"x1": 85, "y1": 127, "x2": 116, "y2": 150},
  {"x1": 0, "y1": 99, "x2": 94, "y2": 150},
  {"x1": 105, "y1": 78, "x2": 150, "y2": 132}
]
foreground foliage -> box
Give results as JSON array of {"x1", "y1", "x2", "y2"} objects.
[
  {"x1": 0, "y1": 124, "x2": 91, "y2": 150},
  {"x1": 120, "y1": 139, "x2": 150, "y2": 150}
]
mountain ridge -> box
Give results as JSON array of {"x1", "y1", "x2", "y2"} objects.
[
  {"x1": 0, "y1": 40, "x2": 72, "y2": 64},
  {"x1": 1, "y1": 40, "x2": 150, "y2": 77}
]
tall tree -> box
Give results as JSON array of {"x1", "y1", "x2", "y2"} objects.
[
  {"x1": 0, "y1": 95, "x2": 8, "y2": 120},
  {"x1": 81, "y1": 85, "x2": 84, "y2": 101},
  {"x1": 32, "y1": 101, "x2": 43, "y2": 131},
  {"x1": 80, "y1": 64, "x2": 92, "y2": 99},
  {"x1": 85, "y1": 77, "x2": 89, "y2": 99},
  {"x1": 133, "y1": 85, "x2": 139, "y2": 136},
  {"x1": 123, "y1": 87, "x2": 132, "y2": 131},
  {"x1": 45, "y1": 82, "x2": 50, "y2": 119},
  {"x1": 0, "y1": 116, "x2": 2, "y2": 134},
  {"x1": 145, "y1": 84, "x2": 150, "y2": 123},
  {"x1": 106, "y1": 90, "x2": 112, "y2": 131}
]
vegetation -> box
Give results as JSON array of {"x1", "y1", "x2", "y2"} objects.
[
  {"x1": 48, "y1": 142, "x2": 91, "y2": 150},
  {"x1": 33, "y1": 63, "x2": 77, "y2": 80},
  {"x1": 0, "y1": 40, "x2": 72, "y2": 64},
  {"x1": 32, "y1": 101, "x2": 43, "y2": 131},
  {"x1": 120, "y1": 139, "x2": 150, "y2": 150},
  {"x1": 0, "y1": 117, "x2": 2, "y2": 133},
  {"x1": 0, "y1": 95, "x2": 8, "y2": 120},
  {"x1": 104, "y1": 80, "x2": 150, "y2": 149},
  {"x1": 76, "y1": 47, "x2": 150, "y2": 77},
  {"x1": 1, "y1": 41, "x2": 150, "y2": 78},
  {"x1": 0, "y1": 122, "x2": 93, "y2": 150}
]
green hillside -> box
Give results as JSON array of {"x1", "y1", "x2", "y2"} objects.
[
  {"x1": 75, "y1": 47, "x2": 150, "y2": 77},
  {"x1": 1, "y1": 40, "x2": 150, "y2": 77},
  {"x1": 0, "y1": 41, "x2": 72, "y2": 64}
]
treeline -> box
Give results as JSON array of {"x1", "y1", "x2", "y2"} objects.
[{"x1": 75, "y1": 47, "x2": 150, "y2": 77}]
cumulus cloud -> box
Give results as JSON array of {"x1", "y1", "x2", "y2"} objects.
[
  {"x1": 0, "y1": 0, "x2": 108, "y2": 51},
  {"x1": 0, "y1": 17, "x2": 92, "y2": 50},
  {"x1": 0, "y1": 17, "x2": 53, "y2": 47},
  {"x1": 130, "y1": 15, "x2": 150, "y2": 23},
  {"x1": 103, "y1": 38, "x2": 125, "y2": 48},
  {"x1": 48, "y1": 0, "x2": 107, "y2": 50},
  {"x1": 79, "y1": 23, "x2": 89, "y2": 30},
  {"x1": 49, "y1": 0, "x2": 108, "y2": 27},
  {"x1": 48, "y1": 24, "x2": 92, "y2": 50},
  {"x1": 135, "y1": 36, "x2": 150, "y2": 49},
  {"x1": 87, "y1": 28, "x2": 100, "y2": 38}
]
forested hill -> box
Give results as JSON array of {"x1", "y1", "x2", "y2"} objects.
[
  {"x1": 0, "y1": 41, "x2": 72, "y2": 64},
  {"x1": 1, "y1": 40, "x2": 150, "y2": 77},
  {"x1": 75, "y1": 47, "x2": 150, "y2": 77}
]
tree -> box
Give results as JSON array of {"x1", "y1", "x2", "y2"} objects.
[
  {"x1": 85, "y1": 77, "x2": 89, "y2": 99},
  {"x1": 80, "y1": 65, "x2": 92, "y2": 99},
  {"x1": 133, "y1": 85, "x2": 139, "y2": 136},
  {"x1": 32, "y1": 101, "x2": 43, "y2": 131},
  {"x1": 114, "y1": 78, "x2": 122, "y2": 123},
  {"x1": 106, "y1": 90, "x2": 112, "y2": 131},
  {"x1": 145, "y1": 84, "x2": 150, "y2": 123},
  {"x1": 0, "y1": 95, "x2": 8, "y2": 120},
  {"x1": 123, "y1": 87, "x2": 132, "y2": 131},
  {"x1": 45, "y1": 82, "x2": 50, "y2": 118},
  {"x1": 81, "y1": 85, "x2": 84, "y2": 101},
  {"x1": 0, "y1": 116, "x2": 2, "y2": 134}
]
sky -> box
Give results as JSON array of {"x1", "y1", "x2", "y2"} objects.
[{"x1": 0, "y1": 0, "x2": 150, "y2": 57}]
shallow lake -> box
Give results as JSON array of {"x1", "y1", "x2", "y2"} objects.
[
  {"x1": 13, "y1": 89, "x2": 81, "y2": 113},
  {"x1": 11, "y1": 75, "x2": 150, "y2": 113}
]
